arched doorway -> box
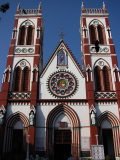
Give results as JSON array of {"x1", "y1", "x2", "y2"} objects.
[
  {"x1": 97, "y1": 111, "x2": 120, "y2": 159},
  {"x1": 3, "y1": 112, "x2": 29, "y2": 159},
  {"x1": 46, "y1": 104, "x2": 80, "y2": 160}
]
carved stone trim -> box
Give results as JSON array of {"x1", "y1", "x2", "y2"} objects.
[
  {"x1": 94, "y1": 92, "x2": 116, "y2": 98},
  {"x1": 9, "y1": 92, "x2": 31, "y2": 99}
]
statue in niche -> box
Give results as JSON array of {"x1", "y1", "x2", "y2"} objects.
[
  {"x1": 0, "y1": 111, "x2": 4, "y2": 125},
  {"x1": 90, "y1": 110, "x2": 96, "y2": 125},
  {"x1": 58, "y1": 52, "x2": 66, "y2": 65},
  {"x1": 60, "y1": 55, "x2": 64, "y2": 64},
  {"x1": 29, "y1": 111, "x2": 35, "y2": 126}
]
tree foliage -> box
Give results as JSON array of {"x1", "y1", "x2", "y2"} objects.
[{"x1": 0, "y1": 3, "x2": 9, "y2": 13}]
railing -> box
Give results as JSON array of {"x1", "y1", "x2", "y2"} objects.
[
  {"x1": 94, "y1": 92, "x2": 116, "y2": 99},
  {"x1": 85, "y1": 8, "x2": 104, "y2": 14},
  {"x1": 9, "y1": 92, "x2": 31, "y2": 99},
  {"x1": 20, "y1": 9, "x2": 39, "y2": 14}
]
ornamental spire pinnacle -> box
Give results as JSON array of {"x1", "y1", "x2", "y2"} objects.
[
  {"x1": 103, "y1": 2, "x2": 106, "y2": 9},
  {"x1": 38, "y1": 2, "x2": 42, "y2": 10},
  {"x1": 81, "y1": 2, "x2": 85, "y2": 10},
  {"x1": 17, "y1": 3, "x2": 20, "y2": 11}
]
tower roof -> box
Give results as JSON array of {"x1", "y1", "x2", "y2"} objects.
[
  {"x1": 16, "y1": 3, "x2": 42, "y2": 16},
  {"x1": 81, "y1": 2, "x2": 108, "y2": 15}
]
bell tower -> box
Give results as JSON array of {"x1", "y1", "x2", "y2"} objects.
[
  {"x1": 0, "y1": 3, "x2": 43, "y2": 155},
  {"x1": 80, "y1": 2, "x2": 120, "y2": 148},
  {"x1": 1, "y1": 2, "x2": 44, "y2": 102}
]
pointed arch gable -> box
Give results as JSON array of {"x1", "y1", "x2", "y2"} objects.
[
  {"x1": 93, "y1": 58, "x2": 111, "y2": 69},
  {"x1": 19, "y1": 20, "x2": 35, "y2": 28},
  {"x1": 14, "y1": 59, "x2": 31, "y2": 69},
  {"x1": 46, "y1": 104, "x2": 80, "y2": 128},
  {"x1": 6, "y1": 111, "x2": 29, "y2": 127},
  {"x1": 97, "y1": 111, "x2": 120, "y2": 127},
  {"x1": 88, "y1": 19, "x2": 105, "y2": 27}
]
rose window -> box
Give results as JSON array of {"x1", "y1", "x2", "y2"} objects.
[{"x1": 48, "y1": 71, "x2": 78, "y2": 98}]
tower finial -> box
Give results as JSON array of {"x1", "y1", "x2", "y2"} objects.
[
  {"x1": 38, "y1": 2, "x2": 42, "y2": 10},
  {"x1": 81, "y1": 2, "x2": 85, "y2": 10},
  {"x1": 103, "y1": 2, "x2": 106, "y2": 9},
  {"x1": 17, "y1": 3, "x2": 20, "y2": 11},
  {"x1": 58, "y1": 24, "x2": 65, "y2": 40}
]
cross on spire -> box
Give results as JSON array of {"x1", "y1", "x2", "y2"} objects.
[{"x1": 58, "y1": 25, "x2": 65, "y2": 39}]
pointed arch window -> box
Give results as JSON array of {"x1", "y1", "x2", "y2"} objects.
[
  {"x1": 13, "y1": 66, "x2": 30, "y2": 92},
  {"x1": 14, "y1": 67, "x2": 22, "y2": 91},
  {"x1": 89, "y1": 25, "x2": 96, "y2": 44},
  {"x1": 26, "y1": 25, "x2": 34, "y2": 45},
  {"x1": 23, "y1": 67, "x2": 30, "y2": 91},
  {"x1": 94, "y1": 66, "x2": 102, "y2": 91},
  {"x1": 97, "y1": 25, "x2": 104, "y2": 44},
  {"x1": 18, "y1": 23, "x2": 34, "y2": 45},
  {"x1": 94, "y1": 65, "x2": 112, "y2": 91},
  {"x1": 18, "y1": 26, "x2": 26, "y2": 45},
  {"x1": 103, "y1": 66, "x2": 111, "y2": 91}
]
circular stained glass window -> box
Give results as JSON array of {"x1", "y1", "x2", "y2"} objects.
[{"x1": 48, "y1": 71, "x2": 78, "y2": 98}]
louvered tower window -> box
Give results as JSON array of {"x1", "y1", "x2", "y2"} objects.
[
  {"x1": 97, "y1": 25, "x2": 104, "y2": 44},
  {"x1": 94, "y1": 66, "x2": 101, "y2": 91},
  {"x1": 103, "y1": 66, "x2": 110, "y2": 91},
  {"x1": 18, "y1": 26, "x2": 26, "y2": 45},
  {"x1": 23, "y1": 67, "x2": 29, "y2": 91},
  {"x1": 14, "y1": 67, "x2": 21, "y2": 91},
  {"x1": 89, "y1": 25, "x2": 96, "y2": 44},
  {"x1": 26, "y1": 25, "x2": 33, "y2": 45}
]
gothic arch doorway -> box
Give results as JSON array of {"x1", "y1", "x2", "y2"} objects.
[
  {"x1": 97, "y1": 111, "x2": 120, "y2": 159},
  {"x1": 3, "y1": 112, "x2": 29, "y2": 159},
  {"x1": 46, "y1": 104, "x2": 80, "y2": 160}
]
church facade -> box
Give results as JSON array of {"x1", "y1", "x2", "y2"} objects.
[{"x1": 0, "y1": 3, "x2": 120, "y2": 160}]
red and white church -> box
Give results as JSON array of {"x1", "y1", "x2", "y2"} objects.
[{"x1": 0, "y1": 2, "x2": 120, "y2": 160}]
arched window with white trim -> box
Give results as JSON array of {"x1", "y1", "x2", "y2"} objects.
[
  {"x1": 23, "y1": 67, "x2": 30, "y2": 91},
  {"x1": 26, "y1": 25, "x2": 34, "y2": 45},
  {"x1": 94, "y1": 66, "x2": 102, "y2": 91},
  {"x1": 103, "y1": 66, "x2": 111, "y2": 91},
  {"x1": 97, "y1": 25, "x2": 105, "y2": 44},
  {"x1": 18, "y1": 21, "x2": 34, "y2": 45},
  {"x1": 89, "y1": 25, "x2": 96, "y2": 44},
  {"x1": 13, "y1": 61, "x2": 31, "y2": 92},
  {"x1": 14, "y1": 67, "x2": 22, "y2": 91},
  {"x1": 18, "y1": 26, "x2": 26, "y2": 45}
]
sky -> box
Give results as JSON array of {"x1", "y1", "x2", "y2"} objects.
[{"x1": 0, "y1": 0, "x2": 120, "y2": 87}]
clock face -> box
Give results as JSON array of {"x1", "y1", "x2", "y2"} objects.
[{"x1": 47, "y1": 71, "x2": 78, "y2": 98}]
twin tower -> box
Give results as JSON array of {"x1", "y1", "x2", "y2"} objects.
[{"x1": 0, "y1": 3, "x2": 120, "y2": 160}]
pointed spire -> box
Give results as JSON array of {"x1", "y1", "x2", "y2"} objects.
[
  {"x1": 17, "y1": 3, "x2": 20, "y2": 11},
  {"x1": 38, "y1": 2, "x2": 42, "y2": 10},
  {"x1": 81, "y1": 2, "x2": 85, "y2": 10},
  {"x1": 103, "y1": 2, "x2": 106, "y2": 9}
]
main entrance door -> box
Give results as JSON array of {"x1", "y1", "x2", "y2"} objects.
[
  {"x1": 102, "y1": 129, "x2": 115, "y2": 159},
  {"x1": 12, "y1": 129, "x2": 24, "y2": 160},
  {"x1": 54, "y1": 130, "x2": 71, "y2": 160}
]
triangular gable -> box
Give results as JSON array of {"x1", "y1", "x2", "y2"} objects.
[{"x1": 41, "y1": 40, "x2": 85, "y2": 77}]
